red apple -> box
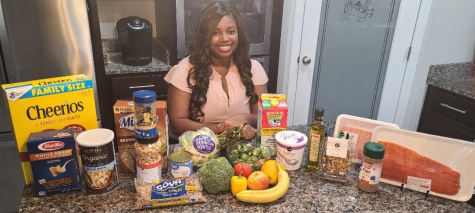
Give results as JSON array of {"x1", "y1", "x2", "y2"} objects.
[{"x1": 247, "y1": 171, "x2": 270, "y2": 190}]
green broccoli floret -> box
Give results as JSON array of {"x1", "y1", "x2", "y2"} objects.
[{"x1": 198, "y1": 157, "x2": 234, "y2": 194}]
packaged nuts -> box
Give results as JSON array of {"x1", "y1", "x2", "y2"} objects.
[
  {"x1": 135, "y1": 136, "x2": 162, "y2": 185},
  {"x1": 321, "y1": 137, "x2": 352, "y2": 182}
]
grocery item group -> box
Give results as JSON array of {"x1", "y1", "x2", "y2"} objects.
[{"x1": 2, "y1": 75, "x2": 474, "y2": 209}]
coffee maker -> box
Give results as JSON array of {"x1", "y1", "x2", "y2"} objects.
[{"x1": 116, "y1": 16, "x2": 152, "y2": 66}]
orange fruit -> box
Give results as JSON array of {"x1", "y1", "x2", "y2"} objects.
[{"x1": 261, "y1": 160, "x2": 285, "y2": 185}]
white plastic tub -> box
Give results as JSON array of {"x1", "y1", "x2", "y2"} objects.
[{"x1": 275, "y1": 131, "x2": 308, "y2": 170}]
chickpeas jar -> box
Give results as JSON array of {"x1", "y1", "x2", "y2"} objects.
[
  {"x1": 135, "y1": 135, "x2": 162, "y2": 185},
  {"x1": 357, "y1": 142, "x2": 385, "y2": 193}
]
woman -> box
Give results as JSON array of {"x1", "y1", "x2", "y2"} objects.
[{"x1": 165, "y1": 1, "x2": 268, "y2": 139}]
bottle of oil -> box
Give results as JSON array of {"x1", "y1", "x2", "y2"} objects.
[{"x1": 307, "y1": 107, "x2": 325, "y2": 170}]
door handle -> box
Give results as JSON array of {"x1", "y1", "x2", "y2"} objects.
[
  {"x1": 129, "y1": 84, "x2": 155, "y2": 89},
  {"x1": 302, "y1": 56, "x2": 312, "y2": 65},
  {"x1": 440, "y1": 103, "x2": 466, "y2": 114}
]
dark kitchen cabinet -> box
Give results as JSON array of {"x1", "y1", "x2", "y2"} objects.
[
  {"x1": 418, "y1": 85, "x2": 475, "y2": 143},
  {"x1": 110, "y1": 73, "x2": 168, "y2": 101}
]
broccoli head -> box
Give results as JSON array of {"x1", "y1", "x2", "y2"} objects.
[{"x1": 198, "y1": 157, "x2": 234, "y2": 194}]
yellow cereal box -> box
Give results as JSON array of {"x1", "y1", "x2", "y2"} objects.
[{"x1": 1, "y1": 74, "x2": 98, "y2": 184}]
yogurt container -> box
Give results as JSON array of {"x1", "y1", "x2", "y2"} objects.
[{"x1": 275, "y1": 131, "x2": 308, "y2": 170}]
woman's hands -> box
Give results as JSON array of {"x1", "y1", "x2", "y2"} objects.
[{"x1": 217, "y1": 114, "x2": 257, "y2": 140}]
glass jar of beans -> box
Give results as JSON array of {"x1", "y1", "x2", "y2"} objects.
[{"x1": 135, "y1": 135, "x2": 162, "y2": 185}]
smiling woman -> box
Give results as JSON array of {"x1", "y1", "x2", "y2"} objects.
[{"x1": 165, "y1": 1, "x2": 268, "y2": 139}]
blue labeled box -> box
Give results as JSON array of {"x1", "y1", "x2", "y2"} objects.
[{"x1": 27, "y1": 129, "x2": 81, "y2": 196}]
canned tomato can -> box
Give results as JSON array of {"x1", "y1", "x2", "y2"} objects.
[
  {"x1": 168, "y1": 151, "x2": 193, "y2": 178},
  {"x1": 133, "y1": 90, "x2": 157, "y2": 139},
  {"x1": 76, "y1": 128, "x2": 119, "y2": 194}
]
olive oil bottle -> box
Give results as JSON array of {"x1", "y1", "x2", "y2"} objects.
[{"x1": 307, "y1": 107, "x2": 325, "y2": 170}]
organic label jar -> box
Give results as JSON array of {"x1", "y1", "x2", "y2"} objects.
[
  {"x1": 135, "y1": 135, "x2": 162, "y2": 185},
  {"x1": 357, "y1": 142, "x2": 385, "y2": 193},
  {"x1": 133, "y1": 90, "x2": 157, "y2": 139}
]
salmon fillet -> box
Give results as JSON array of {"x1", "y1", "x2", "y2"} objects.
[{"x1": 378, "y1": 141, "x2": 460, "y2": 195}]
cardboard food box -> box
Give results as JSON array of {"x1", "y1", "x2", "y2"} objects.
[
  {"x1": 1, "y1": 74, "x2": 98, "y2": 184},
  {"x1": 257, "y1": 94, "x2": 288, "y2": 157},
  {"x1": 113, "y1": 100, "x2": 169, "y2": 174},
  {"x1": 27, "y1": 129, "x2": 81, "y2": 196}
]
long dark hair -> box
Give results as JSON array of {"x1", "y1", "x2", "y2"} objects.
[{"x1": 187, "y1": 1, "x2": 257, "y2": 122}]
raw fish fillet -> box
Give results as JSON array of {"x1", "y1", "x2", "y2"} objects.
[
  {"x1": 341, "y1": 126, "x2": 372, "y2": 161},
  {"x1": 378, "y1": 141, "x2": 461, "y2": 195}
]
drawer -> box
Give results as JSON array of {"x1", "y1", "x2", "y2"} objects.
[
  {"x1": 424, "y1": 86, "x2": 475, "y2": 128},
  {"x1": 111, "y1": 74, "x2": 168, "y2": 100}
]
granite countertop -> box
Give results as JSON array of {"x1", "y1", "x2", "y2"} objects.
[
  {"x1": 19, "y1": 123, "x2": 475, "y2": 212},
  {"x1": 103, "y1": 39, "x2": 171, "y2": 76},
  {"x1": 427, "y1": 62, "x2": 475, "y2": 100}
]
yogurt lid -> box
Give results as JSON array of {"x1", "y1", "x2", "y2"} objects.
[
  {"x1": 275, "y1": 131, "x2": 308, "y2": 147},
  {"x1": 76, "y1": 128, "x2": 114, "y2": 147}
]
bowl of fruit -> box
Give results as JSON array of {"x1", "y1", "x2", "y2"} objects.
[{"x1": 226, "y1": 143, "x2": 271, "y2": 171}]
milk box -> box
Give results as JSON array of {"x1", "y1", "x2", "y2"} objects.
[
  {"x1": 113, "y1": 100, "x2": 169, "y2": 174},
  {"x1": 2, "y1": 74, "x2": 98, "y2": 184},
  {"x1": 257, "y1": 94, "x2": 288, "y2": 156},
  {"x1": 27, "y1": 129, "x2": 81, "y2": 196}
]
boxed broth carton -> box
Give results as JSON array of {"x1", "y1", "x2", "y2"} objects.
[
  {"x1": 1, "y1": 74, "x2": 98, "y2": 184},
  {"x1": 27, "y1": 129, "x2": 81, "y2": 196},
  {"x1": 257, "y1": 94, "x2": 288, "y2": 156},
  {"x1": 113, "y1": 100, "x2": 169, "y2": 174}
]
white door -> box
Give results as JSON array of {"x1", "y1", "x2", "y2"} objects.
[{"x1": 283, "y1": 0, "x2": 422, "y2": 125}]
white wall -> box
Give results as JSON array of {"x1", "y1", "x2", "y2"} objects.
[
  {"x1": 97, "y1": 0, "x2": 157, "y2": 39},
  {"x1": 403, "y1": 0, "x2": 475, "y2": 130}
]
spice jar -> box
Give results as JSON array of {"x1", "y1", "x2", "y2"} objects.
[
  {"x1": 133, "y1": 90, "x2": 157, "y2": 140},
  {"x1": 135, "y1": 135, "x2": 162, "y2": 185},
  {"x1": 357, "y1": 142, "x2": 385, "y2": 192}
]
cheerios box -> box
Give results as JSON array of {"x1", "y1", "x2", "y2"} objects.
[
  {"x1": 113, "y1": 100, "x2": 168, "y2": 174},
  {"x1": 1, "y1": 74, "x2": 98, "y2": 184},
  {"x1": 257, "y1": 94, "x2": 288, "y2": 157},
  {"x1": 27, "y1": 129, "x2": 81, "y2": 196}
]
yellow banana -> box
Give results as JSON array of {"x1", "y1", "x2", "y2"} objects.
[{"x1": 235, "y1": 163, "x2": 290, "y2": 203}]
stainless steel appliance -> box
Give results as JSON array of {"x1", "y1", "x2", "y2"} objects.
[
  {"x1": 0, "y1": 0, "x2": 99, "y2": 211},
  {"x1": 117, "y1": 16, "x2": 153, "y2": 66},
  {"x1": 174, "y1": 0, "x2": 273, "y2": 71}
]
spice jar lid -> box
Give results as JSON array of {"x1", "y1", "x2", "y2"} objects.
[
  {"x1": 136, "y1": 134, "x2": 159, "y2": 144},
  {"x1": 133, "y1": 90, "x2": 156, "y2": 104},
  {"x1": 363, "y1": 142, "x2": 385, "y2": 159}
]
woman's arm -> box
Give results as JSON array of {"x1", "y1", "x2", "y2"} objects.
[{"x1": 167, "y1": 85, "x2": 221, "y2": 135}]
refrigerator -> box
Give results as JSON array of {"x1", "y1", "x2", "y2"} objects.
[{"x1": 0, "y1": 0, "x2": 99, "y2": 211}]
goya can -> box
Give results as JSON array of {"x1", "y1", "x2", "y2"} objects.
[
  {"x1": 169, "y1": 151, "x2": 193, "y2": 178},
  {"x1": 133, "y1": 90, "x2": 157, "y2": 140}
]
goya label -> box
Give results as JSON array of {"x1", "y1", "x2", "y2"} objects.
[
  {"x1": 192, "y1": 135, "x2": 216, "y2": 154},
  {"x1": 151, "y1": 179, "x2": 196, "y2": 200}
]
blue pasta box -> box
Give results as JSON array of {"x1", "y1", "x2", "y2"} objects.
[{"x1": 27, "y1": 129, "x2": 81, "y2": 196}]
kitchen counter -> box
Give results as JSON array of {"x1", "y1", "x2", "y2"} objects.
[
  {"x1": 102, "y1": 39, "x2": 171, "y2": 76},
  {"x1": 19, "y1": 123, "x2": 475, "y2": 212},
  {"x1": 427, "y1": 62, "x2": 475, "y2": 100}
]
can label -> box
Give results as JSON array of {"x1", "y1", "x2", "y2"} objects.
[
  {"x1": 137, "y1": 160, "x2": 162, "y2": 184},
  {"x1": 169, "y1": 159, "x2": 193, "y2": 178},
  {"x1": 358, "y1": 162, "x2": 382, "y2": 185},
  {"x1": 80, "y1": 142, "x2": 119, "y2": 194}
]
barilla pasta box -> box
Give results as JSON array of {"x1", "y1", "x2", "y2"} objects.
[
  {"x1": 113, "y1": 100, "x2": 169, "y2": 174},
  {"x1": 1, "y1": 74, "x2": 97, "y2": 184},
  {"x1": 257, "y1": 94, "x2": 288, "y2": 156},
  {"x1": 27, "y1": 129, "x2": 81, "y2": 196}
]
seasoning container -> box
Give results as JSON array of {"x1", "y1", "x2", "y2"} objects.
[
  {"x1": 321, "y1": 137, "x2": 352, "y2": 182},
  {"x1": 133, "y1": 90, "x2": 157, "y2": 141},
  {"x1": 357, "y1": 142, "x2": 385, "y2": 192},
  {"x1": 275, "y1": 131, "x2": 308, "y2": 170},
  {"x1": 168, "y1": 151, "x2": 193, "y2": 178},
  {"x1": 135, "y1": 136, "x2": 162, "y2": 185},
  {"x1": 76, "y1": 128, "x2": 119, "y2": 194}
]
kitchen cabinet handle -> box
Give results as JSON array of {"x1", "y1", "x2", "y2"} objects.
[
  {"x1": 440, "y1": 103, "x2": 466, "y2": 114},
  {"x1": 129, "y1": 84, "x2": 155, "y2": 89}
]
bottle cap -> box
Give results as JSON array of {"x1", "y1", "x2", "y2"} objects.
[
  {"x1": 363, "y1": 142, "x2": 385, "y2": 160},
  {"x1": 133, "y1": 90, "x2": 156, "y2": 104},
  {"x1": 314, "y1": 107, "x2": 324, "y2": 117}
]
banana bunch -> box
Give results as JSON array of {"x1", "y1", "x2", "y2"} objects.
[{"x1": 235, "y1": 163, "x2": 290, "y2": 203}]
